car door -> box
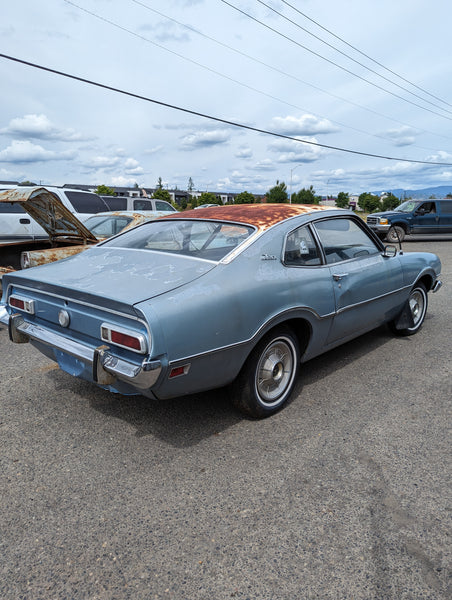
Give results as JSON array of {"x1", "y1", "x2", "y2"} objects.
[
  {"x1": 312, "y1": 217, "x2": 404, "y2": 344},
  {"x1": 410, "y1": 201, "x2": 440, "y2": 233}
]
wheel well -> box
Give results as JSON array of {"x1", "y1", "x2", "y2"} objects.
[
  {"x1": 417, "y1": 274, "x2": 434, "y2": 292},
  {"x1": 390, "y1": 222, "x2": 408, "y2": 232},
  {"x1": 266, "y1": 318, "x2": 311, "y2": 357}
]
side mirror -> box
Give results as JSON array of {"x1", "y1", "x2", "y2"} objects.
[{"x1": 383, "y1": 245, "x2": 397, "y2": 257}]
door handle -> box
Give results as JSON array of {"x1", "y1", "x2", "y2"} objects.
[
  {"x1": 20, "y1": 218, "x2": 31, "y2": 224},
  {"x1": 333, "y1": 273, "x2": 348, "y2": 281}
]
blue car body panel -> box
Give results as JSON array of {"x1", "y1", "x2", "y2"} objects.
[{"x1": 0, "y1": 205, "x2": 442, "y2": 403}]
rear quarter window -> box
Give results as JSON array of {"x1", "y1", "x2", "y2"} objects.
[
  {"x1": 0, "y1": 203, "x2": 26, "y2": 213},
  {"x1": 439, "y1": 200, "x2": 452, "y2": 212},
  {"x1": 64, "y1": 191, "x2": 109, "y2": 213}
]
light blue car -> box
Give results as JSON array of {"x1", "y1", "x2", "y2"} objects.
[{"x1": 0, "y1": 204, "x2": 442, "y2": 418}]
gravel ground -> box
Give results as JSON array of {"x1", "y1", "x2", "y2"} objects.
[{"x1": 0, "y1": 237, "x2": 450, "y2": 600}]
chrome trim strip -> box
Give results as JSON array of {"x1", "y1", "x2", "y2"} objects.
[
  {"x1": 4, "y1": 283, "x2": 151, "y2": 340},
  {"x1": 168, "y1": 306, "x2": 331, "y2": 365},
  {"x1": 335, "y1": 284, "x2": 411, "y2": 315}
]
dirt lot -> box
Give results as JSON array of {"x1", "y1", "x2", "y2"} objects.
[{"x1": 0, "y1": 237, "x2": 450, "y2": 599}]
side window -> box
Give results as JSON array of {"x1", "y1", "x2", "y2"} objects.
[
  {"x1": 314, "y1": 218, "x2": 380, "y2": 265},
  {"x1": 133, "y1": 199, "x2": 153, "y2": 210},
  {"x1": 440, "y1": 200, "x2": 452, "y2": 212},
  {"x1": 417, "y1": 202, "x2": 436, "y2": 214},
  {"x1": 284, "y1": 225, "x2": 321, "y2": 266}
]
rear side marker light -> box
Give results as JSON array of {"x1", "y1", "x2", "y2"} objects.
[
  {"x1": 169, "y1": 364, "x2": 191, "y2": 378},
  {"x1": 9, "y1": 295, "x2": 35, "y2": 314},
  {"x1": 100, "y1": 323, "x2": 147, "y2": 354}
]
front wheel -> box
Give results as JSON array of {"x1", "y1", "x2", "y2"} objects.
[
  {"x1": 389, "y1": 282, "x2": 428, "y2": 336},
  {"x1": 386, "y1": 225, "x2": 405, "y2": 243},
  {"x1": 230, "y1": 327, "x2": 300, "y2": 418}
]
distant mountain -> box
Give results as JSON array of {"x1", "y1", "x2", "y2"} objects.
[{"x1": 371, "y1": 185, "x2": 452, "y2": 199}]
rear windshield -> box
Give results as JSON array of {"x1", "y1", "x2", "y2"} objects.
[
  {"x1": 101, "y1": 219, "x2": 254, "y2": 261},
  {"x1": 65, "y1": 191, "x2": 109, "y2": 214}
]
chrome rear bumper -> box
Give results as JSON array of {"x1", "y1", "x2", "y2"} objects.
[{"x1": 6, "y1": 312, "x2": 161, "y2": 389}]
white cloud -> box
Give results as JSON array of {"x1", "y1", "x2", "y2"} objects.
[
  {"x1": 235, "y1": 146, "x2": 253, "y2": 159},
  {"x1": 268, "y1": 137, "x2": 325, "y2": 163},
  {"x1": 383, "y1": 126, "x2": 417, "y2": 147},
  {"x1": 180, "y1": 130, "x2": 231, "y2": 149},
  {"x1": 0, "y1": 114, "x2": 94, "y2": 142},
  {"x1": 270, "y1": 115, "x2": 339, "y2": 136},
  {"x1": 0, "y1": 140, "x2": 76, "y2": 163}
]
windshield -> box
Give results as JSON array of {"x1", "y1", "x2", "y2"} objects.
[
  {"x1": 394, "y1": 200, "x2": 419, "y2": 212},
  {"x1": 101, "y1": 219, "x2": 255, "y2": 261},
  {"x1": 84, "y1": 215, "x2": 134, "y2": 237}
]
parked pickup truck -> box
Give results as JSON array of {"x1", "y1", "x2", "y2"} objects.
[{"x1": 366, "y1": 199, "x2": 452, "y2": 242}]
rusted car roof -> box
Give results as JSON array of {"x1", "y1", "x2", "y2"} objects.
[
  {"x1": 0, "y1": 187, "x2": 97, "y2": 243},
  {"x1": 163, "y1": 203, "x2": 334, "y2": 231}
]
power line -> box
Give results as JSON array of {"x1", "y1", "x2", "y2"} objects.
[
  {"x1": 65, "y1": 0, "x2": 452, "y2": 146},
  {"x1": 255, "y1": 0, "x2": 452, "y2": 115},
  {"x1": 1, "y1": 53, "x2": 452, "y2": 166},
  {"x1": 129, "y1": 0, "x2": 451, "y2": 145},
  {"x1": 279, "y1": 0, "x2": 452, "y2": 108},
  {"x1": 220, "y1": 0, "x2": 452, "y2": 122}
]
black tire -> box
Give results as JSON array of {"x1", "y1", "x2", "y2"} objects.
[
  {"x1": 386, "y1": 225, "x2": 405, "y2": 243},
  {"x1": 389, "y1": 282, "x2": 428, "y2": 336},
  {"x1": 231, "y1": 326, "x2": 300, "y2": 418}
]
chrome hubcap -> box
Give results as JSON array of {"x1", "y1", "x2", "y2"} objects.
[
  {"x1": 409, "y1": 289, "x2": 425, "y2": 326},
  {"x1": 256, "y1": 339, "x2": 294, "y2": 405}
]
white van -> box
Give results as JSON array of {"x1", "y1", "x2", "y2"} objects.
[{"x1": 0, "y1": 186, "x2": 109, "y2": 244}]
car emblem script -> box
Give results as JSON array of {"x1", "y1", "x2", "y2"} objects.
[{"x1": 58, "y1": 309, "x2": 70, "y2": 328}]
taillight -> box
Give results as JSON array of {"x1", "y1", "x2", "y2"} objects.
[
  {"x1": 100, "y1": 323, "x2": 147, "y2": 354},
  {"x1": 9, "y1": 294, "x2": 35, "y2": 314}
]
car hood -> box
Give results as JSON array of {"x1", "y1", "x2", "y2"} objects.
[
  {"x1": 4, "y1": 246, "x2": 217, "y2": 305},
  {"x1": 0, "y1": 187, "x2": 98, "y2": 243},
  {"x1": 370, "y1": 210, "x2": 406, "y2": 218}
]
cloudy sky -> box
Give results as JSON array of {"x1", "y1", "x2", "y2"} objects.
[{"x1": 1, "y1": 0, "x2": 452, "y2": 196}]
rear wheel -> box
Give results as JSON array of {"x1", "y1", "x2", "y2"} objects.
[
  {"x1": 386, "y1": 225, "x2": 405, "y2": 243},
  {"x1": 389, "y1": 282, "x2": 428, "y2": 336},
  {"x1": 231, "y1": 326, "x2": 300, "y2": 418}
]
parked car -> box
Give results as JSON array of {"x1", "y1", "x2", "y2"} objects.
[
  {"x1": 20, "y1": 210, "x2": 167, "y2": 269},
  {"x1": 100, "y1": 195, "x2": 177, "y2": 213},
  {"x1": 366, "y1": 198, "x2": 452, "y2": 242},
  {"x1": 0, "y1": 204, "x2": 442, "y2": 418},
  {"x1": 0, "y1": 187, "x2": 165, "y2": 284},
  {"x1": 195, "y1": 203, "x2": 219, "y2": 209},
  {"x1": 0, "y1": 186, "x2": 110, "y2": 245}
]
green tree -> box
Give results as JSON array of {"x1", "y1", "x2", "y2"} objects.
[
  {"x1": 198, "y1": 192, "x2": 218, "y2": 205},
  {"x1": 156, "y1": 177, "x2": 164, "y2": 190},
  {"x1": 187, "y1": 177, "x2": 194, "y2": 193},
  {"x1": 95, "y1": 184, "x2": 116, "y2": 196},
  {"x1": 19, "y1": 180, "x2": 38, "y2": 186},
  {"x1": 152, "y1": 188, "x2": 172, "y2": 203},
  {"x1": 382, "y1": 193, "x2": 400, "y2": 211},
  {"x1": 446, "y1": 193, "x2": 452, "y2": 198},
  {"x1": 336, "y1": 191, "x2": 350, "y2": 208},
  {"x1": 292, "y1": 185, "x2": 320, "y2": 204},
  {"x1": 266, "y1": 180, "x2": 288, "y2": 203},
  {"x1": 358, "y1": 192, "x2": 381, "y2": 213},
  {"x1": 235, "y1": 191, "x2": 255, "y2": 204}
]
